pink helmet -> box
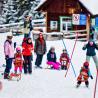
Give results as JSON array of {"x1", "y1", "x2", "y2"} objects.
[{"x1": 16, "y1": 47, "x2": 21, "y2": 52}]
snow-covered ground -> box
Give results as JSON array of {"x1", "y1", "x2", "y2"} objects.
[{"x1": 0, "y1": 32, "x2": 98, "y2": 98}]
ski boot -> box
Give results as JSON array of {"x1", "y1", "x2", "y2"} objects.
[
  {"x1": 4, "y1": 73, "x2": 9, "y2": 79},
  {"x1": 38, "y1": 66, "x2": 43, "y2": 69},
  {"x1": 85, "y1": 84, "x2": 89, "y2": 88},
  {"x1": 76, "y1": 84, "x2": 80, "y2": 88},
  {"x1": 85, "y1": 81, "x2": 89, "y2": 88}
]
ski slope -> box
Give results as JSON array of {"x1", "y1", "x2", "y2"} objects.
[{"x1": 0, "y1": 32, "x2": 98, "y2": 98}]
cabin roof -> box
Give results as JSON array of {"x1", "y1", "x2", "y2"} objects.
[{"x1": 36, "y1": 0, "x2": 98, "y2": 16}]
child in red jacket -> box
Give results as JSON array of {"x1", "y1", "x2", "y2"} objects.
[
  {"x1": 14, "y1": 47, "x2": 23, "y2": 74},
  {"x1": 22, "y1": 38, "x2": 33, "y2": 74},
  {"x1": 76, "y1": 61, "x2": 93, "y2": 88},
  {"x1": 60, "y1": 49, "x2": 69, "y2": 70}
]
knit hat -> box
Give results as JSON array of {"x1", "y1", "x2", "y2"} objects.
[
  {"x1": 50, "y1": 47, "x2": 55, "y2": 50},
  {"x1": 63, "y1": 49, "x2": 67, "y2": 52},
  {"x1": 39, "y1": 29, "x2": 43, "y2": 33},
  {"x1": 7, "y1": 35, "x2": 13, "y2": 39}
]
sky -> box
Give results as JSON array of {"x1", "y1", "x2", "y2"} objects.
[{"x1": 79, "y1": 0, "x2": 98, "y2": 15}]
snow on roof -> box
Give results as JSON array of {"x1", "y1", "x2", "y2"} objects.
[{"x1": 79, "y1": 0, "x2": 98, "y2": 15}]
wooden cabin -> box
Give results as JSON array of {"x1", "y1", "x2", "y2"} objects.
[{"x1": 36, "y1": 0, "x2": 98, "y2": 40}]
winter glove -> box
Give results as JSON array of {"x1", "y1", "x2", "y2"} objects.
[
  {"x1": 5, "y1": 55, "x2": 9, "y2": 60},
  {"x1": 14, "y1": 42, "x2": 16, "y2": 49},
  {"x1": 90, "y1": 75, "x2": 93, "y2": 79},
  {"x1": 43, "y1": 52, "x2": 45, "y2": 55}
]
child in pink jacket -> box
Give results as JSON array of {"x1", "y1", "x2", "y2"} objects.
[{"x1": 14, "y1": 47, "x2": 23, "y2": 74}]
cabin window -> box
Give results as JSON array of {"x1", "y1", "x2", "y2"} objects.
[
  {"x1": 60, "y1": 16, "x2": 72, "y2": 32},
  {"x1": 50, "y1": 21, "x2": 58, "y2": 30}
]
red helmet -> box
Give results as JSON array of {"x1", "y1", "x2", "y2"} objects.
[{"x1": 83, "y1": 61, "x2": 89, "y2": 67}]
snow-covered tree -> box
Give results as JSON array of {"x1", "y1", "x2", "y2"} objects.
[
  {"x1": 0, "y1": 0, "x2": 45, "y2": 24},
  {"x1": 18, "y1": 0, "x2": 36, "y2": 20},
  {"x1": 17, "y1": 0, "x2": 45, "y2": 21},
  {"x1": 1, "y1": 0, "x2": 19, "y2": 24}
]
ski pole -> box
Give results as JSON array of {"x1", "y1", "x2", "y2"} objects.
[
  {"x1": 65, "y1": 32, "x2": 78, "y2": 78},
  {"x1": 94, "y1": 70, "x2": 98, "y2": 98},
  {"x1": 61, "y1": 38, "x2": 76, "y2": 77}
]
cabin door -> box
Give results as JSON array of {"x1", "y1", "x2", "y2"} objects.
[{"x1": 60, "y1": 16, "x2": 72, "y2": 33}]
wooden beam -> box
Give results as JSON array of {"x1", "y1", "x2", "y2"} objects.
[
  {"x1": 45, "y1": 12, "x2": 48, "y2": 33},
  {"x1": 86, "y1": 14, "x2": 90, "y2": 40}
]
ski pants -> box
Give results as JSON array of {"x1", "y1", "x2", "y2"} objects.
[
  {"x1": 4, "y1": 58, "x2": 13, "y2": 74},
  {"x1": 77, "y1": 81, "x2": 89, "y2": 86},
  {"x1": 14, "y1": 66, "x2": 22, "y2": 73},
  {"x1": 23, "y1": 56, "x2": 32, "y2": 73},
  {"x1": 86, "y1": 55, "x2": 98, "y2": 69},
  {"x1": 47, "y1": 61, "x2": 60, "y2": 70},
  {"x1": 35, "y1": 54, "x2": 43, "y2": 67}
]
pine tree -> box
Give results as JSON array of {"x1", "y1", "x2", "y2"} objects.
[
  {"x1": 1, "y1": 0, "x2": 19, "y2": 24},
  {"x1": 18, "y1": 0, "x2": 36, "y2": 20},
  {"x1": 0, "y1": 0, "x2": 45, "y2": 24}
]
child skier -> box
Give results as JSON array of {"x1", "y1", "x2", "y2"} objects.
[
  {"x1": 60, "y1": 49, "x2": 69, "y2": 70},
  {"x1": 14, "y1": 47, "x2": 23, "y2": 74},
  {"x1": 47, "y1": 47, "x2": 60, "y2": 70},
  {"x1": 76, "y1": 61, "x2": 93, "y2": 88}
]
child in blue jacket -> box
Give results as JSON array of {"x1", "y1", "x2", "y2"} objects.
[{"x1": 47, "y1": 47, "x2": 60, "y2": 70}]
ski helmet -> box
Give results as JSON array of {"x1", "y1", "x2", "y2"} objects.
[
  {"x1": 83, "y1": 61, "x2": 89, "y2": 67},
  {"x1": 16, "y1": 47, "x2": 21, "y2": 52}
]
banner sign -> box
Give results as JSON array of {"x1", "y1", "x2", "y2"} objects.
[
  {"x1": 72, "y1": 14, "x2": 80, "y2": 25},
  {"x1": 72, "y1": 14, "x2": 87, "y2": 25},
  {"x1": 95, "y1": 17, "x2": 98, "y2": 26}
]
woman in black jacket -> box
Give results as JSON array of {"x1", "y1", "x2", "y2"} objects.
[{"x1": 83, "y1": 40, "x2": 98, "y2": 70}]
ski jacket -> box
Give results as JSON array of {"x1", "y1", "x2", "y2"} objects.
[
  {"x1": 60, "y1": 53, "x2": 69, "y2": 62},
  {"x1": 34, "y1": 38, "x2": 46, "y2": 55},
  {"x1": 80, "y1": 67, "x2": 91, "y2": 77},
  {"x1": 22, "y1": 42, "x2": 33, "y2": 56},
  {"x1": 77, "y1": 67, "x2": 91, "y2": 82},
  {"x1": 24, "y1": 20, "x2": 33, "y2": 34},
  {"x1": 83, "y1": 42, "x2": 98, "y2": 56},
  {"x1": 14, "y1": 52, "x2": 23, "y2": 67},
  {"x1": 4, "y1": 40, "x2": 14, "y2": 58},
  {"x1": 47, "y1": 51, "x2": 57, "y2": 62}
]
